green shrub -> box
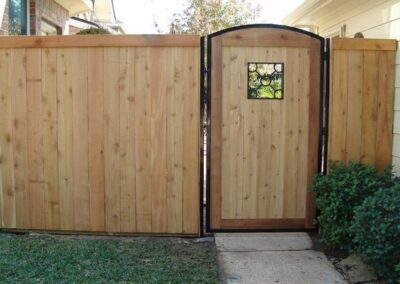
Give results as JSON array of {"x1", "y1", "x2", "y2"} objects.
[
  {"x1": 312, "y1": 162, "x2": 394, "y2": 249},
  {"x1": 351, "y1": 185, "x2": 400, "y2": 283},
  {"x1": 76, "y1": 27, "x2": 110, "y2": 35}
]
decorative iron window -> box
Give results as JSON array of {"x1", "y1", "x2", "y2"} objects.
[{"x1": 248, "y1": 62, "x2": 284, "y2": 99}]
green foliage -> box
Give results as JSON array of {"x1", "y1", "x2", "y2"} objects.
[
  {"x1": 76, "y1": 27, "x2": 110, "y2": 35},
  {"x1": 351, "y1": 186, "x2": 400, "y2": 283},
  {"x1": 164, "y1": 0, "x2": 261, "y2": 35},
  {"x1": 0, "y1": 234, "x2": 218, "y2": 283},
  {"x1": 312, "y1": 162, "x2": 394, "y2": 250}
]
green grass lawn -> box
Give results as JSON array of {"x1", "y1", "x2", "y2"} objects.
[{"x1": 0, "y1": 233, "x2": 218, "y2": 283}]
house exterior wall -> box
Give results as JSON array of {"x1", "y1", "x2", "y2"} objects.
[
  {"x1": 30, "y1": 0, "x2": 69, "y2": 35},
  {"x1": 286, "y1": 0, "x2": 400, "y2": 174}
]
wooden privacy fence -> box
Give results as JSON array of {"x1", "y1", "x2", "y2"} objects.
[
  {"x1": 0, "y1": 35, "x2": 200, "y2": 235},
  {"x1": 328, "y1": 38, "x2": 397, "y2": 170}
]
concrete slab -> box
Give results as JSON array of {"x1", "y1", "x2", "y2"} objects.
[
  {"x1": 215, "y1": 233, "x2": 347, "y2": 284},
  {"x1": 220, "y1": 250, "x2": 347, "y2": 284},
  {"x1": 215, "y1": 232, "x2": 312, "y2": 252}
]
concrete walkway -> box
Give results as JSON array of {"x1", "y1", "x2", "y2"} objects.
[{"x1": 215, "y1": 233, "x2": 347, "y2": 284}]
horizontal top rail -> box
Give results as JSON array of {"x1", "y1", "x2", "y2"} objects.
[
  {"x1": 332, "y1": 38, "x2": 397, "y2": 51},
  {"x1": 0, "y1": 34, "x2": 200, "y2": 48}
]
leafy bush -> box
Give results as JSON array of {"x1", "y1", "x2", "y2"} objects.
[
  {"x1": 351, "y1": 185, "x2": 400, "y2": 283},
  {"x1": 312, "y1": 162, "x2": 394, "y2": 249},
  {"x1": 76, "y1": 27, "x2": 110, "y2": 35}
]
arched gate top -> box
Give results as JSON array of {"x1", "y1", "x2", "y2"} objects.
[{"x1": 207, "y1": 23, "x2": 324, "y2": 42}]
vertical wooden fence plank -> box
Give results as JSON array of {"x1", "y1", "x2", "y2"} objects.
[
  {"x1": 166, "y1": 48, "x2": 184, "y2": 233},
  {"x1": 361, "y1": 51, "x2": 379, "y2": 165},
  {"x1": 57, "y1": 48, "x2": 74, "y2": 230},
  {"x1": 72, "y1": 48, "x2": 90, "y2": 231},
  {"x1": 119, "y1": 47, "x2": 136, "y2": 232},
  {"x1": 0, "y1": 49, "x2": 15, "y2": 228},
  {"x1": 150, "y1": 48, "x2": 167, "y2": 233},
  {"x1": 182, "y1": 47, "x2": 200, "y2": 234},
  {"x1": 375, "y1": 51, "x2": 395, "y2": 170},
  {"x1": 11, "y1": 49, "x2": 30, "y2": 228},
  {"x1": 329, "y1": 50, "x2": 348, "y2": 163},
  {"x1": 27, "y1": 48, "x2": 45, "y2": 229},
  {"x1": 88, "y1": 47, "x2": 105, "y2": 232},
  {"x1": 345, "y1": 51, "x2": 364, "y2": 164},
  {"x1": 42, "y1": 48, "x2": 60, "y2": 230},
  {"x1": 104, "y1": 48, "x2": 121, "y2": 232},
  {"x1": 127, "y1": 47, "x2": 137, "y2": 231},
  {"x1": 134, "y1": 48, "x2": 152, "y2": 232}
]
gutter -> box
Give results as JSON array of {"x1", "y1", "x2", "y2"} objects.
[{"x1": 70, "y1": 16, "x2": 102, "y2": 28}]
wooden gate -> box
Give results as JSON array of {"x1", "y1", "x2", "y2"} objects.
[{"x1": 206, "y1": 25, "x2": 326, "y2": 231}]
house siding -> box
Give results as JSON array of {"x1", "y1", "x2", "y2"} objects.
[{"x1": 306, "y1": 0, "x2": 400, "y2": 174}]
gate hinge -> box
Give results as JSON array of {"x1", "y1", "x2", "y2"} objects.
[
  {"x1": 321, "y1": 127, "x2": 328, "y2": 135},
  {"x1": 323, "y1": 50, "x2": 329, "y2": 61}
]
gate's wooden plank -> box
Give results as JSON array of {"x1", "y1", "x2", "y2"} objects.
[
  {"x1": 329, "y1": 50, "x2": 348, "y2": 163},
  {"x1": 88, "y1": 47, "x2": 106, "y2": 232},
  {"x1": 57, "y1": 48, "x2": 74, "y2": 230},
  {"x1": 120, "y1": 47, "x2": 136, "y2": 232},
  {"x1": 242, "y1": 48, "x2": 259, "y2": 219},
  {"x1": 254, "y1": 47, "x2": 272, "y2": 219},
  {"x1": 361, "y1": 51, "x2": 379, "y2": 165},
  {"x1": 220, "y1": 28, "x2": 313, "y2": 48},
  {"x1": 255, "y1": 97, "x2": 271, "y2": 218},
  {"x1": 269, "y1": 49, "x2": 286, "y2": 219},
  {"x1": 345, "y1": 51, "x2": 364, "y2": 164},
  {"x1": 296, "y1": 48, "x2": 310, "y2": 218},
  {"x1": 135, "y1": 47, "x2": 152, "y2": 232},
  {"x1": 221, "y1": 47, "x2": 234, "y2": 219},
  {"x1": 150, "y1": 47, "x2": 167, "y2": 233},
  {"x1": 104, "y1": 48, "x2": 121, "y2": 232},
  {"x1": 375, "y1": 51, "x2": 395, "y2": 170},
  {"x1": 166, "y1": 48, "x2": 183, "y2": 233},
  {"x1": 182, "y1": 47, "x2": 200, "y2": 234},
  {"x1": 229, "y1": 48, "x2": 245, "y2": 220},
  {"x1": 11, "y1": 49, "x2": 30, "y2": 228},
  {"x1": 283, "y1": 48, "x2": 300, "y2": 218},
  {"x1": 71, "y1": 48, "x2": 90, "y2": 231},
  {"x1": 0, "y1": 49, "x2": 15, "y2": 228},
  {"x1": 42, "y1": 48, "x2": 60, "y2": 230},
  {"x1": 26, "y1": 48, "x2": 45, "y2": 229}
]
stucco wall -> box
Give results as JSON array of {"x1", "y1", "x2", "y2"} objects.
[{"x1": 316, "y1": 0, "x2": 400, "y2": 174}]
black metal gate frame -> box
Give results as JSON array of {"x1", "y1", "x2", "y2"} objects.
[{"x1": 199, "y1": 24, "x2": 330, "y2": 235}]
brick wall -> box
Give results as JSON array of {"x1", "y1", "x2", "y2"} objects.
[
  {"x1": 0, "y1": 0, "x2": 9, "y2": 35},
  {"x1": 30, "y1": 0, "x2": 69, "y2": 35}
]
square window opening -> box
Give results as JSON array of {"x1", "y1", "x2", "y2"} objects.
[{"x1": 248, "y1": 62, "x2": 284, "y2": 99}]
